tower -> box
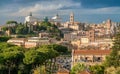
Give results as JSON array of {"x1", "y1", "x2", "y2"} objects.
[
  {"x1": 106, "y1": 19, "x2": 111, "y2": 30},
  {"x1": 29, "y1": 12, "x2": 32, "y2": 16},
  {"x1": 106, "y1": 19, "x2": 112, "y2": 35},
  {"x1": 70, "y1": 12, "x2": 74, "y2": 24}
]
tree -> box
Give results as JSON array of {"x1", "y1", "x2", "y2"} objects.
[
  {"x1": 23, "y1": 49, "x2": 45, "y2": 65},
  {"x1": 0, "y1": 43, "x2": 25, "y2": 74},
  {"x1": 16, "y1": 24, "x2": 28, "y2": 34},
  {"x1": 105, "y1": 27, "x2": 120, "y2": 68},
  {"x1": 2, "y1": 51, "x2": 24, "y2": 74},
  {"x1": 0, "y1": 45, "x2": 24, "y2": 74},
  {"x1": 0, "y1": 37, "x2": 11, "y2": 42},
  {"x1": 70, "y1": 63, "x2": 86, "y2": 74},
  {"x1": 0, "y1": 42, "x2": 14, "y2": 50},
  {"x1": 105, "y1": 67, "x2": 120, "y2": 74},
  {"x1": 37, "y1": 45, "x2": 59, "y2": 60},
  {"x1": 1, "y1": 27, "x2": 8, "y2": 31},
  {"x1": 6, "y1": 21, "x2": 17, "y2": 25},
  {"x1": 51, "y1": 44, "x2": 68, "y2": 54},
  {"x1": 23, "y1": 49, "x2": 47, "y2": 74},
  {"x1": 89, "y1": 65, "x2": 105, "y2": 74},
  {"x1": 37, "y1": 45, "x2": 59, "y2": 74}
]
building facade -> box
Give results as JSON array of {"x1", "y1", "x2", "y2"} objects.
[{"x1": 71, "y1": 49, "x2": 111, "y2": 68}]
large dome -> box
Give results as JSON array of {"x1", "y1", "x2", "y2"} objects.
[
  {"x1": 51, "y1": 14, "x2": 61, "y2": 22},
  {"x1": 24, "y1": 13, "x2": 38, "y2": 23},
  {"x1": 52, "y1": 14, "x2": 61, "y2": 20}
]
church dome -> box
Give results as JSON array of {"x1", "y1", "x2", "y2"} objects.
[{"x1": 24, "y1": 13, "x2": 38, "y2": 23}]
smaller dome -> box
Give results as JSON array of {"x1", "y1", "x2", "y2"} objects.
[
  {"x1": 52, "y1": 14, "x2": 61, "y2": 20},
  {"x1": 25, "y1": 15, "x2": 38, "y2": 23}
]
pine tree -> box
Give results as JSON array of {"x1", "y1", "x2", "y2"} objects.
[{"x1": 105, "y1": 27, "x2": 120, "y2": 68}]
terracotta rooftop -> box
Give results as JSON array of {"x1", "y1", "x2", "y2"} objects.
[
  {"x1": 57, "y1": 68, "x2": 69, "y2": 73},
  {"x1": 79, "y1": 70, "x2": 91, "y2": 74},
  {"x1": 9, "y1": 38, "x2": 26, "y2": 40},
  {"x1": 73, "y1": 50, "x2": 111, "y2": 55}
]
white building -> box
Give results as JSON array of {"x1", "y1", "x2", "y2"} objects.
[
  {"x1": 63, "y1": 12, "x2": 84, "y2": 30},
  {"x1": 51, "y1": 14, "x2": 62, "y2": 26},
  {"x1": 24, "y1": 12, "x2": 38, "y2": 23}
]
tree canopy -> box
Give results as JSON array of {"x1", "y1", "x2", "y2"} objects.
[
  {"x1": 70, "y1": 63, "x2": 86, "y2": 74},
  {"x1": 89, "y1": 65, "x2": 105, "y2": 74},
  {"x1": 0, "y1": 37, "x2": 11, "y2": 42},
  {"x1": 6, "y1": 21, "x2": 17, "y2": 25},
  {"x1": 0, "y1": 43, "x2": 24, "y2": 74},
  {"x1": 105, "y1": 27, "x2": 120, "y2": 68},
  {"x1": 0, "y1": 42, "x2": 69, "y2": 74}
]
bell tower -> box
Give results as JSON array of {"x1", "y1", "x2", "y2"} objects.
[
  {"x1": 70, "y1": 12, "x2": 74, "y2": 24},
  {"x1": 106, "y1": 19, "x2": 111, "y2": 34}
]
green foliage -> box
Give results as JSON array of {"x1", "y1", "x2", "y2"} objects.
[
  {"x1": 0, "y1": 43, "x2": 24, "y2": 74},
  {"x1": 2, "y1": 21, "x2": 61, "y2": 39},
  {"x1": 0, "y1": 36, "x2": 11, "y2": 42},
  {"x1": 89, "y1": 65, "x2": 105, "y2": 74},
  {"x1": 38, "y1": 44, "x2": 68, "y2": 54},
  {"x1": 44, "y1": 17, "x2": 48, "y2": 22},
  {"x1": 105, "y1": 28, "x2": 120, "y2": 68},
  {"x1": 1, "y1": 27, "x2": 8, "y2": 31},
  {"x1": 116, "y1": 67, "x2": 120, "y2": 74},
  {"x1": 38, "y1": 21, "x2": 61, "y2": 38},
  {"x1": 16, "y1": 24, "x2": 28, "y2": 34},
  {"x1": 37, "y1": 45, "x2": 59, "y2": 59},
  {"x1": 51, "y1": 44, "x2": 68, "y2": 53},
  {"x1": 23, "y1": 49, "x2": 45, "y2": 65},
  {"x1": 6, "y1": 21, "x2": 17, "y2": 25},
  {"x1": 0, "y1": 42, "x2": 65, "y2": 74},
  {"x1": 0, "y1": 42, "x2": 14, "y2": 50},
  {"x1": 70, "y1": 63, "x2": 85, "y2": 74},
  {"x1": 105, "y1": 67, "x2": 120, "y2": 74}
]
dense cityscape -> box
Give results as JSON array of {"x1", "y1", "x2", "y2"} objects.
[{"x1": 0, "y1": 0, "x2": 120, "y2": 74}]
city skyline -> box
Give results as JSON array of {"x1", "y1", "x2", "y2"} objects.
[{"x1": 0, "y1": 0, "x2": 120, "y2": 25}]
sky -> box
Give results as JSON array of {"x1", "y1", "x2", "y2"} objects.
[{"x1": 0, "y1": 0, "x2": 120, "y2": 25}]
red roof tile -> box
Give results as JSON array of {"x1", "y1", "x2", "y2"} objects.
[
  {"x1": 79, "y1": 70, "x2": 91, "y2": 74},
  {"x1": 73, "y1": 50, "x2": 111, "y2": 55}
]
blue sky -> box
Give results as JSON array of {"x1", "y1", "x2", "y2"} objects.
[{"x1": 0, "y1": 0, "x2": 120, "y2": 24}]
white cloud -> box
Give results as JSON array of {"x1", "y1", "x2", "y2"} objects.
[
  {"x1": 11, "y1": 0, "x2": 81, "y2": 16},
  {"x1": 80, "y1": 7, "x2": 120, "y2": 14},
  {"x1": 5, "y1": 0, "x2": 120, "y2": 18}
]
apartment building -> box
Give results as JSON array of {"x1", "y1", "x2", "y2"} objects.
[
  {"x1": 71, "y1": 49, "x2": 111, "y2": 67},
  {"x1": 7, "y1": 38, "x2": 27, "y2": 46}
]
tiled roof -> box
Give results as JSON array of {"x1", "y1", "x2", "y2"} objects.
[
  {"x1": 9, "y1": 38, "x2": 26, "y2": 40},
  {"x1": 79, "y1": 70, "x2": 91, "y2": 74},
  {"x1": 73, "y1": 50, "x2": 111, "y2": 55},
  {"x1": 57, "y1": 68, "x2": 69, "y2": 73}
]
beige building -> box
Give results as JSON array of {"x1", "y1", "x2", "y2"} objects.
[
  {"x1": 71, "y1": 40, "x2": 81, "y2": 49},
  {"x1": 88, "y1": 30, "x2": 95, "y2": 42},
  {"x1": 5, "y1": 30, "x2": 11, "y2": 36},
  {"x1": 64, "y1": 32, "x2": 77, "y2": 41},
  {"x1": 24, "y1": 42, "x2": 39, "y2": 48},
  {"x1": 39, "y1": 32, "x2": 49, "y2": 38},
  {"x1": 7, "y1": 38, "x2": 27, "y2": 46},
  {"x1": 25, "y1": 37, "x2": 51, "y2": 48},
  {"x1": 71, "y1": 49, "x2": 111, "y2": 67},
  {"x1": 106, "y1": 19, "x2": 111, "y2": 34},
  {"x1": 63, "y1": 12, "x2": 84, "y2": 31},
  {"x1": 80, "y1": 37, "x2": 89, "y2": 44},
  {"x1": 91, "y1": 19, "x2": 116, "y2": 38},
  {"x1": 7, "y1": 37, "x2": 52, "y2": 48}
]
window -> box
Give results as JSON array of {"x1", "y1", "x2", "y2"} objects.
[{"x1": 93, "y1": 56, "x2": 102, "y2": 62}]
